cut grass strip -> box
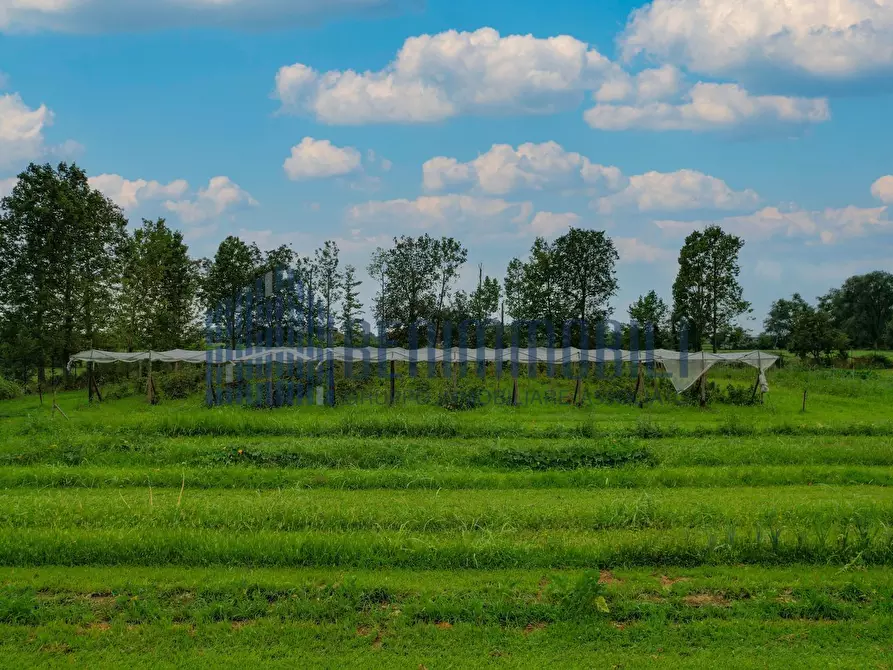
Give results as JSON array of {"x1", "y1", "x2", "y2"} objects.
[
  {"x1": 6, "y1": 434, "x2": 893, "y2": 470},
  {"x1": 2, "y1": 464, "x2": 892, "y2": 490},
  {"x1": 2, "y1": 526, "x2": 892, "y2": 568},
  {"x1": 2, "y1": 486, "x2": 893, "y2": 533}
]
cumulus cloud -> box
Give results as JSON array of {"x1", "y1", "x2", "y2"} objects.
[
  {"x1": 614, "y1": 237, "x2": 675, "y2": 264},
  {"x1": 0, "y1": 0, "x2": 412, "y2": 32},
  {"x1": 423, "y1": 141, "x2": 624, "y2": 195},
  {"x1": 620, "y1": 0, "x2": 893, "y2": 84},
  {"x1": 654, "y1": 205, "x2": 890, "y2": 243},
  {"x1": 164, "y1": 176, "x2": 258, "y2": 224},
  {"x1": 348, "y1": 194, "x2": 532, "y2": 229},
  {"x1": 275, "y1": 27, "x2": 620, "y2": 124},
  {"x1": 89, "y1": 174, "x2": 189, "y2": 210},
  {"x1": 597, "y1": 169, "x2": 760, "y2": 213},
  {"x1": 871, "y1": 175, "x2": 893, "y2": 204},
  {"x1": 585, "y1": 83, "x2": 829, "y2": 132},
  {"x1": 283, "y1": 137, "x2": 363, "y2": 180},
  {"x1": 0, "y1": 92, "x2": 53, "y2": 169},
  {"x1": 527, "y1": 211, "x2": 580, "y2": 238},
  {"x1": 594, "y1": 64, "x2": 681, "y2": 103}
]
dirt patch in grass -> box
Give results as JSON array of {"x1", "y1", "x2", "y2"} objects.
[
  {"x1": 683, "y1": 593, "x2": 730, "y2": 607},
  {"x1": 523, "y1": 622, "x2": 547, "y2": 636},
  {"x1": 599, "y1": 570, "x2": 622, "y2": 585},
  {"x1": 659, "y1": 575, "x2": 691, "y2": 588}
]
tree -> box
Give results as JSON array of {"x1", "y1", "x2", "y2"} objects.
[
  {"x1": 340, "y1": 264, "x2": 364, "y2": 344},
  {"x1": 312, "y1": 241, "x2": 342, "y2": 346},
  {"x1": 553, "y1": 227, "x2": 618, "y2": 326},
  {"x1": 468, "y1": 264, "x2": 501, "y2": 326},
  {"x1": 789, "y1": 309, "x2": 849, "y2": 363},
  {"x1": 503, "y1": 237, "x2": 564, "y2": 329},
  {"x1": 0, "y1": 162, "x2": 127, "y2": 382},
  {"x1": 819, "y1": 272, "x2": 893, "y2": 350},
  {"x1": 628, "y1": 291, "x2": 669, "y2": 347},
  {"x1": 370, "y1": 235, "x2": 440, "y2": 343},
  {"x1": 764, "y1": 293, "x2": 811, "y2": 349},
  {"x1": 671, "y1": 225, "x2": 750, "y2": 353},
  {"x1": 116, "y1": 218, "x2": 200, "y2": 351},
  {"x1": 201, "y1": 236, "x2": 262, "y2": 349},
  {"x1": 431, "y1": 237, "x2": 468, "y2": 345}
]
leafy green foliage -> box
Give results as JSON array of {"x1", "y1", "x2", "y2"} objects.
[
  {"x1": 671, "y1": 225, "x2": 750, "y2": 352},
  {"x1": 0, "y1": 377, "x2": 22, "y2": 401}
]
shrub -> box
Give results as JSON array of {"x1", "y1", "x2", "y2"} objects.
[
  {"x1": 0, "y1": 376, "x2": 22, "y2": 401},
  {"x1": 156, "y1": 368, "x2": 204, "y2": 400}
]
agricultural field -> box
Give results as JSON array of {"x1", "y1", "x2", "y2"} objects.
[{"x1": 1, "y1": 363, "x2": 893, "y2": 667}]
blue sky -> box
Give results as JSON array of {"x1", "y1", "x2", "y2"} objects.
[{"x1": 2, "y1": 0, "x2": 893, "y2": 329}]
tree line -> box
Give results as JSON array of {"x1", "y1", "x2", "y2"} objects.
[
  {"x1": 764, "y1": 272, "x2": 893, "y2": 363},
  {"x1": 4, "y1": 161, "x2": 884, "y2": 383}
]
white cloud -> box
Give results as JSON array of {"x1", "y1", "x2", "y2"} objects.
[
  {"x1": 283, "y1": 137, "x2": 362, "y2": 180},
  {"x1": 620, "y1": 0, "x2": 893, "y2": 83},
  {"x1": 348, "y1": 194, "x2": 532, "y2": 230},
  {"x1": 614, "y1": 237, "x2": 675, "y2": 264},
  {"x1": 423, "y1": 141, "x2": 625, "y2": 195},
  {"x1": 595, "y1": 65, "x2": 681, "y2": 103},
  {"x1": 89, "y1": 174, "x2": 188, "y2": 210},
  {"x1": 0, "y1": 92, "x2": 52, "y2": 168},
  {"x1": 275, "y1": 27, "x2": 620, "y2": 124},
  {"x1": 164, "y1": 176, "x2": 258, "y2": 224},
  {"x1": 871, "y1": 175, "x2": 893, "y2": 204},
  {"x1": 0, "y1": 175, "x2": 16, "y2": 199},
  {"x1": 585, "y1": 83, "x2": 829, "y2": 132},
  {"x1": 597, "y1": 169, "x2": 760, "y2": 213},
  {"x1": 527, "y1": 211, "x2": 580, "y2": 238},
  {"x1": 654, "y1": 205, "x2": 890, "y2": 243},
  {"x1": 0, "y1": 0, "x2": 411, "y2": 32}
]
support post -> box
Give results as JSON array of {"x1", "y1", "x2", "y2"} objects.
[
  {"x1": 633, "y1": 362, "x2": 643, "y2": 403},
  {"x1": 699, "y1": 372, "x2": 707, "y2": 408},
  {"x1": 511, "y1": 372, "x2": 519, "y2": 407},
  {"x1": 389, "y1": 360, "x2": 396, "y2": 406},
  {"x1": 573, "y1": 376, "x2": 582, "y2": 406},
  {"x1": 801, "y1": 388, "x2": 808, "y2": 413}
]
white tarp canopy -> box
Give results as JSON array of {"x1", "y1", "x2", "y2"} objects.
[{"x1": 70, "y1": 348, "x2": 777, "y2": 393}]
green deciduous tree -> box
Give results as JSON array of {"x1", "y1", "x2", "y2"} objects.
[
  {"x1": 201, "y1": 236, "x2": 262, "y2": 349},
  {"x1": 116, "y1": 218, "x2": 201, "y2": 352},
  {"x1": 628, "y1": 290, "x2": 669, "y2": 347},
  {"x1": 0, "y1": 162, "x2": 127, "y2": 382},
  {"x1": 671, "y1": 225, "x2": 750, "y2": 353},
  {"x1": 789, "y1": 309, "x2": 850, "y2": 363},
  {"x1": 764, "y1": 293, "x2": 811, "y2": 349},
  {"x1": 819, "y1": 272, "x2": 893, "y2": 350}
]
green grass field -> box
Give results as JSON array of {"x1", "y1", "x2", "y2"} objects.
[{"x1": 1, "y1": 364, "x2": 893, "y2": 667}]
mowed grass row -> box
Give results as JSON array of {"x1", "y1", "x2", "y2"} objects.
[
  {"x1": 2, "y1": 486, "x2": 893, "y2": 532},
  {"x1": 6, "y1": 392, "x2": 893, "y2": 441},
  {"x1": 5, "y1": 434, "x2": 893, "y2": 470},
  {"x1": 4, "y1": 463, "x2": 893, "y2": 490},
  {"x1": 3, "y1": 524, "x2": 893, "y2": 568},
  {"x1": 4, "y1": 565, "x2": 893, "y2": 628},
  {"x1": 4, "y1": 618, "x2": 892, "y2": 668}
]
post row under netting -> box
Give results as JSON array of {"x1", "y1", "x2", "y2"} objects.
[{"x1": 68, "y1": 347, "x2": 778, "y2": 397}]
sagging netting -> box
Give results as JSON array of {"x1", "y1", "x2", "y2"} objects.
[{"x1": 69, "y1": 348, "x2": 778, "y2": 394}]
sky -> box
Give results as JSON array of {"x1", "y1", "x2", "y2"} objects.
[{"x1": 2, "y1": 0, "x2": 893, "y2": 330}]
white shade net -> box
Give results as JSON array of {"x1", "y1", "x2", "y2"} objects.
[{"x1": 69, "y1": 348, "x2": 778, "y2": 394}]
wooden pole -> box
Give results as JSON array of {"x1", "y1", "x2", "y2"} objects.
[
  {"x1": 801, "y1": 388, "x2": 808, "y2": 413},
  {"x1": 699, "y1": 372, "x2": 707, "y2": 408},
  {"x1": 573, "y1": 375, "x2": 582, "y2": 406},
  {"x1": 633, "y1": 362, "x2": 643, "y2": 403},
  {"x1": 511, "y1": 373, "x2": 519, "y2": 407},
  {"x1": 389, "y1": 360, "x2": 396, "y2": 406}
]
